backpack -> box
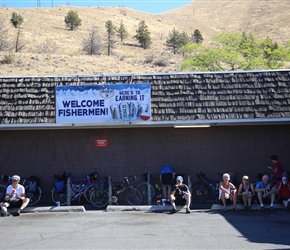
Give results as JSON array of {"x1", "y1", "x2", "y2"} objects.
[
  {"x1": 94, "y1": 180, "x2": 104, "y2": 197},
  {"x1": 54, "y1": 180, "x2": 65, "y2": 193},
  {"x1": 27, "y1": 176, "x2": 40, "y2": 193}
]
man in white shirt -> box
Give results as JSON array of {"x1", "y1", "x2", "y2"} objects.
[{"x1": 0, "y1": 175, "x2": 30, "y2": 216}]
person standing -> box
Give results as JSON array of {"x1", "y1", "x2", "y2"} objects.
[
  {"x1": 0, "y1": 175, "x2": 30, "y2": 216},
  {"x1": 170, "y1": 176, "x2": 191, "y2": 214},
  {"x1": 160, "y1": 164, "x2": 175, "y2": 202},
  {"x1": 267, "y1": 155, "x2": 284, "y2": 184}
]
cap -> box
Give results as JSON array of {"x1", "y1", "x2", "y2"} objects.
[
  {"x1": 242, "y1": 175, "x2": 249, "y2": 180},
  {"x1": 282, "y1": 172, "x2": 289, "y2": 177},
  {"x1": 176, "y1": 176, "x2": 183, "y2": 181},
  {"x1": 11, "y1": 175, "x2": 20, "y2": 181}
]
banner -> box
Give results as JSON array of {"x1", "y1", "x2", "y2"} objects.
[{"x1": 55, "y1": 84, "x2": 151, "y2": 124}]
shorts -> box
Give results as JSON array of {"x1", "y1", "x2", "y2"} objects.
[
  {"x1": 161, "y1": 173, "x2": 174, "y2": 185},
  {"x1": 175, "y1": 197, "x2": 186, "y2": 206},
  {"x1": 7, "y1": 199, "x2": 22, "y2": 208}
]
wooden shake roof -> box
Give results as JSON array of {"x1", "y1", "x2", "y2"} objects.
[{"x1": 0, "y1": 69, "x2": 290, "y2": 126}]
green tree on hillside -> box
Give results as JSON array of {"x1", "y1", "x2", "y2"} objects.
[
  {"x1": 165, "y1": 28, "x2": 181, "y2": 54},
  {"x1": 64, "y1": 10, "x2": 81, "y2": 31},
  {"x1": 166, "y1": 29, "x2": 190, "y2": 54},
  {"x1": 105, "y1": 20, "x2": 116, "y2": 56},
  {"x1": 181, "y1": 32, "x2": 290, "y2": 72},
  {"x1": 10, "y1": 12, "x2": 23, "y2": 28},
  {"x1": 192, "y1": 29, "x2": 203, "y2": 44},
  {"x1": 116, "y1": 20, "x2": 128, "y2": 42},
  {"x1": 134, "y1": 20, "x2": 151, "y2": 49}
]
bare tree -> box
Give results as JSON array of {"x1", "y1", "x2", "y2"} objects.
[
  {"x1": 83, "y1": 26, "x2": 103, "y2": 55},
  {"x1": 37, "y1": 39, "x2": 59, "y2": 54}
]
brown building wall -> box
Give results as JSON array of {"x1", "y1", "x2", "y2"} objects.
[{"x1": 0, "y1": 125, "x2": 289, "y2": 204}]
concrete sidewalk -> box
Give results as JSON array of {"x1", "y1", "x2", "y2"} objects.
[
  {"x1": 13, "y1": 203, "x2": 287, "y2": 214},
  {"x1": 10, "y1": 205, "x2": 86, "y2": 214}
]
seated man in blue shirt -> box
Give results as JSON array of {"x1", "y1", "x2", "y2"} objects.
[{"x1": 255, "y1": 174, "x2": 276, "y2": 211}]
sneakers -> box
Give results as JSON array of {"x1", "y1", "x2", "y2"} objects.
[
  {"x1": 1, "y1": 212, "x2": 11, "y2": 217},
  {"x1": 260, "y1": 206, "x2": 265, "y2": 211},
  {"x1": 186, "y1": 208, "x2": 191, "y2": 214},
  {"x1": 170, "y1": 207, "x2": 177, "y2": 214},
  {"x1": 223, "y1": 207, "x2": 227, "y2": 212},
  {"x1": 13, "y1": 209, "x2": 21, "y2": 216},
  {"x1": 248, "y1": 206, "x2": 252, "y2": 211},
  {"x1": 233, "y1": 207, "x2": 239, "y2": 212},
  {"x1": 244, "y1": 205, "x2": 248, "y2": 211}
]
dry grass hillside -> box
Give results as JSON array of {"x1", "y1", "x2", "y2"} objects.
[{"x1": 0, "y1": 0, "x2": 289, "y2": 76}]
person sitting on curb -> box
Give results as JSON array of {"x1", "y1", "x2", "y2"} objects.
[
  {"x1": 275, "y1": 172, "x2": 290, "y2": 210},
  {"x1": 238, "y1": 175, "x2": 255, "y2": 211},
  {"x1": 219, "y1": 173, "x2": 239, "y2": 212},
  {"x1": 170, "y1": 176, "x2": 191, "y2": 214},
  {"x1": 0, "y1": 175, "x2": 30, "y2": 217},
  {"x1": 255, "y1": 174, "x2": 276, "y2": 211}
]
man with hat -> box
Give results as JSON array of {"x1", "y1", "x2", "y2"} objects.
[
  {"x1": 275, "y1": 172, "x2": 290, "y2": 210},
  {"x1": 170, "y1": 176, "x2": 191, "y2": 214},
  {"x1": 0, "y1": 175, "x2": 30, "y2": 216}
]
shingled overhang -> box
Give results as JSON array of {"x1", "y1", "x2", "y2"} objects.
[{"x1": 1, "y1": 69, "x2": 290, "y2": 130}]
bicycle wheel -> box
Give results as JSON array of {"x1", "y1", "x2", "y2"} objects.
[
  {"x1": 51, "y1": 187, "x2": 72, "y2": 206},
  {"x1": 136, "y1": 182, "x2": 155, "y2": 204},
  {"x1": 83, "y1": 186, "x2": 93, "y2": 203},
  {"x1": 125, "y1": 187, "x2": 143, "y2": 205},
  {"x1": 0, "y1": 184, "x2": 7, "y2": 201},
  {"x1": 25, "y1": 185, "x2": 42, "y2": 206},
  {"x1": 191, "y1": 182, "x2": 210, "y2": 203},
  {"x1": 90, "y1": 188, "x2": 109, "y2": 208}
]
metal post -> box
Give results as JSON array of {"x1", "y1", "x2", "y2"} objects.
[
  {"x1": 67, "y1": 176, "x2": 71, "y2": 206},
  {"x1": 147, "y1": 171, "x2": 151, "y2": 205},
  {"x1": 188, "y1": 175, "x2": 192, "y2": 194},
  {"x1": 108, "y1": 176, "x2": 112, "y2": 205}
]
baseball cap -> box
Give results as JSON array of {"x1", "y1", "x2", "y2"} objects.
[
  {"x1": 282, "y1": 172, "x2": 289, "y2": 177},
  {"x1": 176, "y1": 176, "x2": 183, "y2": 181},
  {"x1": 11, "y1": 175, "x2": 20, "y2": 181},
  {"x1": 242, "y1": 175, "x2": 249, "y2": 180}
]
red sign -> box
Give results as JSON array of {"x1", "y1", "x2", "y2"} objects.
[{"x1": 95, "y1": 138, "x2": 109, "y2": 148}]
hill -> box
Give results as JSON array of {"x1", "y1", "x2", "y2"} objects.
[{"x1": 0, "y1": 0, "x2": 289, "y2": 76}]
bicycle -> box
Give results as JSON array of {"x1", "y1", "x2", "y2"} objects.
[
  {"x1": 191, "y1": 172, "x2": 221, "y2": 203},
  {"x1": 0, "y1": 174, "x2": 42, "y2": 206},
  {"x1": 90, "y1": 175, "x2": 143, "y2": 208},
  {"x1": 136, "y1": 171, "x2": 162, "y2": 204},
  {"x1": 51, "y1": 172, "x2": 98, "y2": 206}
]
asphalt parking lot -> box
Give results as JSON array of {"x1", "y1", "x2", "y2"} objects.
[{"x1": 1, "y1": 206, "x2": 290, "y2": 250}]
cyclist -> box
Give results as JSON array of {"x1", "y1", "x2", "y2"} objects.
[
  {"x1": 0, "y1": 175, "x2": 30, "y2": 217},
  {"x1": 170, "y1": 176, "x2": 191, "y2": 214},
  {"x1": 160, "y1": 164, "x2": 175, "y2": 202},
  {"x1": 255, "y1": 174, "x2": 276, "y2": 211},
  {"x1": 219, "y1": 173, "x2": 238, "y2": 212},
  {"x1": 237, "y1": 175, "x2": 255, "y2": 210}
]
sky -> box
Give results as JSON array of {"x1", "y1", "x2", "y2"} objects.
[{"x1": 1, "y1": 0, "x2": 192, "y2": 14}]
